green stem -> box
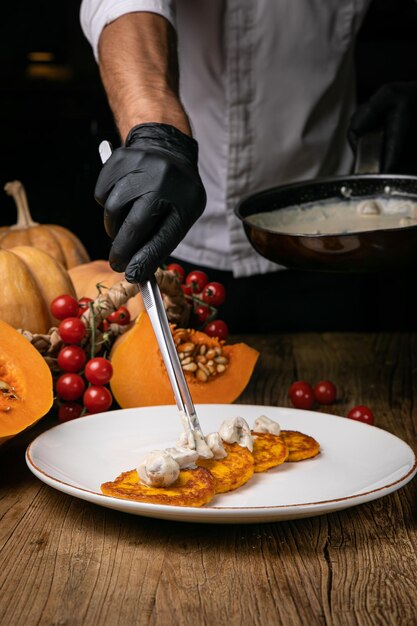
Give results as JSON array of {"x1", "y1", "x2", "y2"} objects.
[
  {"x1": 88, "y1": 301, "x2": 96, "y2": 360},
  {"x1": 190, "y1": 294, "x2": 217, "y2": 316}
]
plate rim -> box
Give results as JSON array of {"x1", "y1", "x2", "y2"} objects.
[{"x1": 25, "y1": 404, "x2": 417, "y2": 517}]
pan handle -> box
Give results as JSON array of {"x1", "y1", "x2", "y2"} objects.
[{"x1": 353, "y1": 129, "x2": 383, "y2": 175}]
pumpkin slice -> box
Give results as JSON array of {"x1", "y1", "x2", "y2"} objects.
[
  {"x1": 110, "y1": 311, "x2": 259, "y2": 407},
  {"x1": 101, "y1": 466, "x2": 216, "y2": 507},
  {"x1": 280, "y1": 430, "x2": 320, "y2": 462},
  {"x1": 251, "y1": 431, "x2": 289, "y2": 472},
  {"x1": 0, "y1": 319, "x2": 53, "y2": 445},
  {"x1": 197, "y1": 442, "x2": 255, "y2": 493}
]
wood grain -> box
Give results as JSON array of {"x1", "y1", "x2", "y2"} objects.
[{"x1": 1, "y1": 332, "x2": 416, "y2": 626}]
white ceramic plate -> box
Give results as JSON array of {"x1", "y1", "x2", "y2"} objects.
[{"x1": 26, "y1": 404, "x2": 417, "y2": 524}]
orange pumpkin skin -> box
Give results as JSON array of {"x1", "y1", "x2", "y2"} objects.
[
  {"x1": 0, "y1": 223, "x2": 90, "y2": 270},
  {"x1": 110, "y1": 312, "x2": 259, "y2": 408},
  {"x1": 2, "y1": 180, "x2": 90, "y2": 269},
  {"x1": 68, "y1": 260, "x2": 144, "y2": 320},
  {"x1": 0, "y1": 246, "x2": 77, "y2": 333},
  {"x1": 0, "y1": 319, "x2": 53, "y2": 445}
]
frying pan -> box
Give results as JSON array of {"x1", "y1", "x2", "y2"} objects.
[{"x1": 235, "y1": 133, "x2": 417, "y2": 272}]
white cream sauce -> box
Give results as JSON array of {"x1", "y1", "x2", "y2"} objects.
[
  {"x1": 219, "y1": 416, "x2": 254, "y2": 452},
  {"x1": 247, "y1": 197, "x2": 417, "y2": 235},
  {"x1": 136, "y1": 414, "x2": 282, "y2": 488},
  {"x1": 205, "y1": 432, "x2": 227, "y2": 459},
  {"x1": 137, "y1": 450, "x2": 180, "y2": 487}
]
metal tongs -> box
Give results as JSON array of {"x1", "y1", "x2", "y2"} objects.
[{"x1": 99, "y1": 141, "x2": 206, "y2": 451}]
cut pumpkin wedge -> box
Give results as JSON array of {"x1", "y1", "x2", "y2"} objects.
[
  {"x1": 110, "y1": 311, "x2": 259, "y2": 408},
  {"x1": 0, "y1": 319, "x2": 53, "y2": 445}
]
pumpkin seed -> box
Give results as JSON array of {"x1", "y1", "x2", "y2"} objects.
[
  {"x1": 172, "y1": 328, "x2": 229, "y2": 384},
  {"x1": 182, "y1": 362, "x2": 198, "y2": 372},
  {"x1": 0, "y1": 379, "x2": 18, "y2": 400},
  {"x1": 178, "y1": 342, "x2": 196, "y2": 354},
  {"x1": 196, "y1": 368, "x2": 208, "y2": 382},
  {"x1": 214, "y1": 356, "x2": 228, "y2": 364},
  {"x1": 197, "y1": 362, "x2": 210, "y2": 377}
]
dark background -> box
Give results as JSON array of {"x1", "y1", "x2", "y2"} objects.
[{"x1": 1, "y1": 0, "x2": 417, "y2": 262}]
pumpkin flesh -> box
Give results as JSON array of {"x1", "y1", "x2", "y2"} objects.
[
  {"x1": 0, "y1": 319, "x2": 53, "y2": 445},
  {"x1": 110, "y1": 312, "x2": 259, "y2": 407}
]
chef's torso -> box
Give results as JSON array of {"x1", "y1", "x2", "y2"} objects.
[{"x1": 81, "y1": 0, "x2": 372, "y2": 276}]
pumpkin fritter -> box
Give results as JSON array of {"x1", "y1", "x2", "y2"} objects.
[
  {"x1": 197, "y1": 442, "x2": 254, "y2": 493},
  {"x1": 251, "y1": 431, "x2": 289, "y2": 472},
  {"x1": 280, "y1": 430, "x2": 320, "y2": 462},
  {"x1": 101, "y1": 467, "x2": 216, "y2": 507}
]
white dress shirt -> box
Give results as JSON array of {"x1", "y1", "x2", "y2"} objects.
[{"x1": 81, "y1": 0, "x2": 372, "y2": 276}]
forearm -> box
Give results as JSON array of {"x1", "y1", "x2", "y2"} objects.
[{"x1": 98, "y1": 12, "x2": 191, "y2": 142}]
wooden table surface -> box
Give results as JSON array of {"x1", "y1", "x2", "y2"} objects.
[{"x1": 1, "y1": 332, "x2": 416, "y2": 626}]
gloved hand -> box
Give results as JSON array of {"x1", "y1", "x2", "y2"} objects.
[
  {"x1": 348, "y1": 81, "x2": 417, "y2": 174},
  {"x1": 95, "y1": 123, "x2": 206, "y2": 283}
]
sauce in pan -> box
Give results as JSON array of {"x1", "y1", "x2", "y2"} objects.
[{"x1": 247, "y1": 197, "x2": 417, "y2": 235}]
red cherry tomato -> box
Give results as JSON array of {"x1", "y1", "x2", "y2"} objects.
[
  {"x1": 58, "y1": 317, "x2": 86, "y2": 344},
  {"x1": 99, "y1": 319, "x2": 110, "y2": 332},
  {"x1": 56, "y1": 373, "x2": 85, "y2": 401},
  {"x1": 77, "y1": 297, "x2": 93, "y2": 317},
  {"x1": 288, "y1": 381, "x2": 316, "y2": 410},
  {"x1": 181, "y1": 283, "x2": 193, "y2": 297},
  {"x1": 202, "y1": 282, "x2": 226, "y2": 307},
  {"x1": 185, "y1": 270, "x2": 209, "y2": 294},
  {"x1": 166, "y1": 263, "x2": 186, "y2": 283},
  {"x1": 107, "y1": 306, "x2": 131, "y2": 326},
  {"x1": 194, "y1": 305, "x2": 210, "y2": 326},
  {"x1": 57, "y1": 345, "x2": 87, "y2": 373},
  {"x1": 84, "y1": 357, "x2": 113, "y2": 385},
  {"x1": 347, "y1": 405, "x2": 375, "y2": 425},
  {"x1": 313, "y1": 380, "x2": 337, "y2": 405},
  {"x1": 83, "y1": 385, "x2": 113, "y2": 414},
  {"x1": 204, "y1": 319, "x2": 229, "y2": 341},
  {"x1": 50, "y1": 294, "x2": 79, "y2": 320},
  {"x1": 58, "y1": 402, "x2": 83, "y2": 422}
]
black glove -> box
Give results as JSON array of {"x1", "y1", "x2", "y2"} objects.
[
  {"x1": 348, "y1": 81, "x2": 417, "y2": 174},
  {"x1": 95, "y1": 123, "x2": 206, "y2": 283}
]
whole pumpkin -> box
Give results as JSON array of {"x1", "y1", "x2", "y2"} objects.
[
  {"x1": 69, "y1": 259, "x2": 144, "y2": 320},
  {"x1": 0, "y1": 319, "x2": 53, "y2": 445},
  {"x1": 1, "y1": 180, "x2": 90, "y2": 269},
  {"x1": 0, "y1": 246, "x2": 77, "y2": 334}
]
